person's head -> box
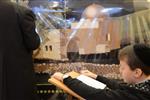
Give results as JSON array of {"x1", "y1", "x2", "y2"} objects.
[{"x1": 118, "y1": 44, "x2": 150, "y2": 84}]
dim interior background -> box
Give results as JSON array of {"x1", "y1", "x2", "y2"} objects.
[{"x1": 11, "y1": 0, "x2": 150, "y2": 100}]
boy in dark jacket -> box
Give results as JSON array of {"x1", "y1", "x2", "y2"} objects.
[{"x1": 52, "y1": 44, "x2": 150, "y2": 100}]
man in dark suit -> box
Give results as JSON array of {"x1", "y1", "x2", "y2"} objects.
[{"x1": 0, "y1": 1, "x2": 40, "y2": 100}]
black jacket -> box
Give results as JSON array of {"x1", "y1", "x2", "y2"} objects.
[
  {"x1": 64, "y1": 76, "x2": 150, "y2": 100},
  {"x1": 0, "y1": 1, "x2": 40, "y2": 100}
]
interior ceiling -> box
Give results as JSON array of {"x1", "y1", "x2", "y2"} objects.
[
  {"x1": 29, "y1": 0, "x2": 149, "y2": 17},
  {"x1": 29, "y1": 0, "x2": 134, "y2": 9}
]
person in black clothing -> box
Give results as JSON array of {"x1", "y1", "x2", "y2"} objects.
[
  {"x1": 52, "y1": 44, "x2": 150, "y2": 100},
  {"x1": 0, "y1": 1, "x2": 40, "y2": 100}
]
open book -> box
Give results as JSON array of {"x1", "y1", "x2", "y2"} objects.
[
  {"x1": 48, "y1": 71, "x2": 106, "y2": 100},
  {"x1": 77, "y1": 74, "x2": 106, "y2": 89}
]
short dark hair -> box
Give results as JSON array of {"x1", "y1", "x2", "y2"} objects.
[{"x1": 118, "y1": 44, "x2": 150, "y2": 75}]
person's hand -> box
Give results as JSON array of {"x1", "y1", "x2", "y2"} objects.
[
  {"x1": 80, "y1": 70, "x2": 97, "y2": 79},
  {"x1": 51, "y1": 72, "x2": 64, "y2": 82}
]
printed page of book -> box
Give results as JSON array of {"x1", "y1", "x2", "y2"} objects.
[
  {"x1": 77, "y1": 75, "x2": 106, "y2": 89},
  {"x1": 68, "y1": 71, "x2": 106, "y2": 89}
]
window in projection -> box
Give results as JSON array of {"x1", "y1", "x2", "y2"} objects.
[{"x1": 15, "y1": 0, "x2": 150, "y2": 64}]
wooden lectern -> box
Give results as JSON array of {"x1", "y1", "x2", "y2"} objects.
[{"x1": 48, "y1": 71, "x2": 85, "y2": 100}]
